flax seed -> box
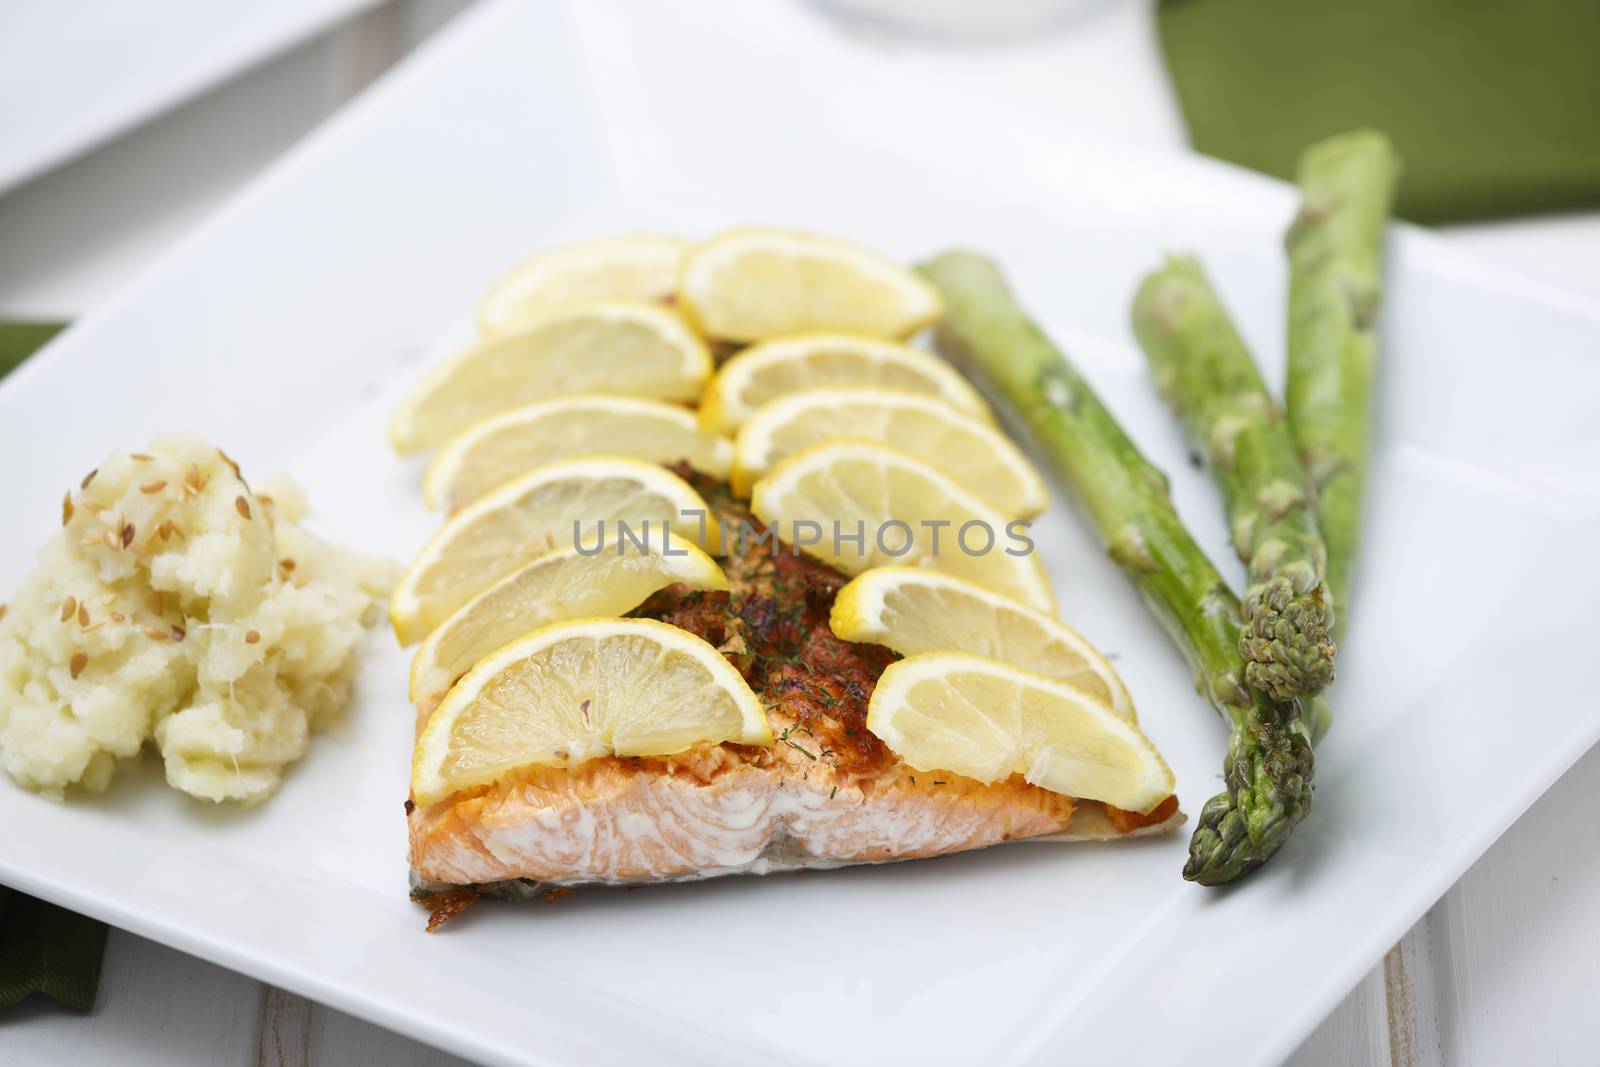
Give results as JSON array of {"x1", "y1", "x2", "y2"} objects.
[
  {"x1": 60, "y1": 596, "x2": 77, "y2": 622},
  {"x1": 140, "y1": 479, "x2": 166, "y2": 494},
  {"x1": 62, "y1": 493, "x2": 74, "y2": 526},
  {"x1": 69, "y1": 651, "x2": 87, "y2": 679},
  {"x1": 245, "y1": 630, "x2": 260, "y2": 645},
  {"x1": 144, "y1": 625, "x2": 170, "y2": 641},
  {"x1": 235, "y1": 495, "x2": 251, "y2": 520},
  {"x1": 77, "y1": 604, "x2": 90, "y2": 628}
]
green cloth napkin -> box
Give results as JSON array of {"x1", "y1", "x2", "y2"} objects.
[
  {"x1": 0, "y1": 887, "x2": 107, "y2": 1012},
  {"x1": 1156, "y1": 0, "x2": 1600, "y2": 223},
  {"x1": 0, "y1": 320, "x2": 63, "y2": 378},
  {"x1": 0, "y1": 318, "x2": 106, "y2": 1014}
]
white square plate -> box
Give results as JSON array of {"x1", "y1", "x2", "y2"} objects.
[{"x1": 3, "y1": 2, "x2": 1599, "y2": 1064}]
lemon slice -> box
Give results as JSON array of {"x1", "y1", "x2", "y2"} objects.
[
  {"x1": 388, "y1": 301, "x2": 710, "y2": 454},
  {"x1": 699, "y1": 333, "x2": 990, "y2": 436},
  {"x1": 423, "y1": 396, "x2": 734, "y2": 511},
  {"x1": 478, "y1": 235, "x2": 687, "y2": 336},
  {"x1": 678, "y1": 228, "x2": 942, "y2": 343},
  {"x1": 732, "y1": 387, "x2": 1046, "y2": 515},
  {"x1": 410, "y1": 542, "x2": 728, "y2": 709},
  {"x1": 830, "y1": 568, "x2": 1134, "y2": 719},
  {"x1": 750, "y1": 439, "x2": 1056, "y2": 612},
  {"x1": 391, "y1": 456, "x2": 719, "y2": 645},
  {"x1": 412, "y1": 618, "x2": 773, "y2": 806},
  {"x1": 867, "y1": 652, "x2": 1173, "y2": 812}
]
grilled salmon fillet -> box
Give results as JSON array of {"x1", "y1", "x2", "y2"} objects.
[{"x1": 408, "y1": 479, "x2": 1182, "y2": 910}]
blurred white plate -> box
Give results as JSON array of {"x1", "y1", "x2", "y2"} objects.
[
  {"x1": 3, "y1": 1, "x2": 1599, "y2": 1065},
  {"x1": 0, "y1": 0, "x2": 385, "y2": 194}
]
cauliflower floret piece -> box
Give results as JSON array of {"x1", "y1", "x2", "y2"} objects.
[{"x1": 0, "y1": 434, "x2": 394, "y2": 803}]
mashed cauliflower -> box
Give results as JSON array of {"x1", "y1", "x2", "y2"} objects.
[{"x1": 0, "y1": 434, "x2": 394, "y2": 803}]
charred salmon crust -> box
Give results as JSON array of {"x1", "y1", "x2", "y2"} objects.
[{"x1": 408, "y1": 474, "x2": 1182, "y2": 902}]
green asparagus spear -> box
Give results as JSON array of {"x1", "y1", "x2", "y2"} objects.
[
  {"x1": 919, "y1": 250, "x2": 1312, "y2": 884},
  {"x1": 1132, "y1": 258, "x2": 1336, "y2": 703},
  {"x1": 1286, "y1": 130, "x2": 1401, "y2": 624}
]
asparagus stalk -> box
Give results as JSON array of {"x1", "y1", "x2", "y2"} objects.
[
  {"x1": 1286, "y1": 130, "x2": 1401, "y2": 624},
  {"x1": 1132, "y1": 258, "x2": 1336, "y2": 703},
  {"x1": 919, "y1": 250, "x2": 1312, "y2": 884}
]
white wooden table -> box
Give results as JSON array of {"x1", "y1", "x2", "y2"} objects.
[{"x1": 3, "y1": 2, "x2": 1598, "y2": 1063}]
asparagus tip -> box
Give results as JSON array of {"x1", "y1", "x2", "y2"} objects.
[
  {"x1": 1240, "y1": 578, "x2": 1336, "y2": 701},
  {"x1": 1183, "y1": 702, "x2": 1314, "y2": 885}
]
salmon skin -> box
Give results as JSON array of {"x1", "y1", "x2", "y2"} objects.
[{"x1": 408, "y1": 479, "x2": 1182, "y2": 916}]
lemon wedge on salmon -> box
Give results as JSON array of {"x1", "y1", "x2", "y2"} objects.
[
  {"x1": 423, "y1": 395, "x2": 733, "y2": 511},
  {"x1": 678, "y1": 228, "x2": 941, "y2": 343},
  {"x1": 409, "y1": 542, "x2": 727, "y2": 709},
  {"x1": 698, "y1": 333, "x2": 989, "y2": 436},
  {"x1": 478, "y1": 235, "x2": 687, "y2": 335},
  {"x1": 388, "y1": 302, "x2": 709, "y2": 454},
  {"x1": 830, "y1": 568, "x2": 1133, "y2": 719},
  {"x1": 390, "y1": 456, "x2": 718, "y2": 645},
  {"x1": 867, "y1": 652, "x2": 1173, "y2": 813},
  {"x1": 731, "y1": 387, "x2": 1044, "y2": 514},
  {"x1": 412, "y1": 618, "x2": 772, "y2": 806},
  {"x1": 749, "y1": 439, "x2": 1055, "y2": 612}
]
